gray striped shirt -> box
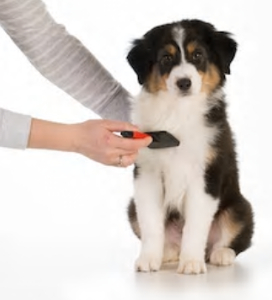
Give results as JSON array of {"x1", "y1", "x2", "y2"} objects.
[{"x1": 0, "y1": 0, "x2": 131, "y2": 149}]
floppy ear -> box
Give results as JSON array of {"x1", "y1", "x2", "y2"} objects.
[
  {"x1": 127, "y1": 39, "x2": 153, "y2": 85},
  {"x1": 213, "y1": 31, "x2": 237, "y2": 74}
]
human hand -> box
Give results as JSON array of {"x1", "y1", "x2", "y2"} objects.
[
  {"x1": 71, "y1": 119, "x2": 152, "y2": 167},
  {"x1": 28, "y1": 118, "x2": 151, "y2": 167}
]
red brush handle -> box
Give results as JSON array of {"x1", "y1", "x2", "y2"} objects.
[
  {"x1": 121, "y1": 131, "x2": 150, "y2": 139},
  {"x1": 133, "y1": 131, "x2": 150, "y2": 139}
]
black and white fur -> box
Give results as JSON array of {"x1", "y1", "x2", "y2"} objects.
[{"x1": 127, "y1": 19, "x2": 254, "y2": 275}]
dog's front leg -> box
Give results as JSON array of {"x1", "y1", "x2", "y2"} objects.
[
  {"x1": 178, "y1": 180, "x2": 219, "y2": 275},
  {"x1": 134, "y1": 171, "x2": 164, "y2": 272}
]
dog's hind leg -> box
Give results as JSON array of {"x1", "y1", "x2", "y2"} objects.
[
  {"x1": 207, "y1": 196, "x2": 254, "y2": 266},
  {"x1": 127, "y1": 198, "x2": 141, "y2": 239}
]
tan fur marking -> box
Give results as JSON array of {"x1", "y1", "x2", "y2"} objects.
[
  {"x1": 217, "y1": 210, "x2": 242, "y2": 247},
  {"x1": 187, "y1": 42, "x2": 197, "y2": 55},
  {"x1": 146, "y1": 44, "x2": 176, "y2": 93},
  {"x1": 200, "y1": 64, "x2": 221, "y2": 94},
  {"x1": 131, "y1": 219, "x2": 141, "y2": 239},
  {"x1": 147, "y1": 66, "x2": 168, "y2": 93},
  {"x1": 165, "y1": 44, "x2": 177, "y2": 56},
  {"x1": 205, "y1": 146, "x2": 218, "y2": 164}
]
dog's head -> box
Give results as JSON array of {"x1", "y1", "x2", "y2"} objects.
[{"x1": 127, "y1": 19, "x2": 237, "y2": 97}]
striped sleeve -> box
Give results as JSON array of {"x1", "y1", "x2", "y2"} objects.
[{"x1": 0, "y1": 0, "x2": 132, "y2": 149}]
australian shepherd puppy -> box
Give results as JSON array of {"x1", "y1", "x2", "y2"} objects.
[{"x1": 126, "y1": 19, "x2": 254, "y2": 275}]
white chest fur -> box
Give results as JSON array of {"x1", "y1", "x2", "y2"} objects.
[{"x1": 131, "y1": 90, "x2": 218, "y2": 209}]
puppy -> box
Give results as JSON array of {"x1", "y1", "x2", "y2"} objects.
[{"x1": 126, "y1": 19, "x2": 254, "y2": 275}]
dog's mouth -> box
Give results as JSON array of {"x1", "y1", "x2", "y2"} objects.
[{"x1": 179, "y1": 90, "x2": 191, "y2": 97}]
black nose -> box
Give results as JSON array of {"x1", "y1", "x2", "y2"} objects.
[{"x1": 176, "y1": 78, "x2": 191, "y2": 91}]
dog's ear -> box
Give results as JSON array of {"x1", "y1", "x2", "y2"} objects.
[
  {"x1": 127, "y1": 39, "x2": 152, "y2": 85},
  {"x1": 213, "y1": 31, "x2": 237, "y2": 75}
]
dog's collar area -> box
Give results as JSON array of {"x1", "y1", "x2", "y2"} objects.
[
  {"x1": 146, "y1": 131, "x2": 180, "y2": 149},
  {"x1": 121, "y1": 130, "x2": 180, "y2": 149}
]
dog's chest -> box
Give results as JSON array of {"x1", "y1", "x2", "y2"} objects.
[
  {"x1": 132, "y1": 91, "x2": 215, "y2": 164},
  {"x1": 132, "y1": 91, "x2": 217, "y2": 204}
]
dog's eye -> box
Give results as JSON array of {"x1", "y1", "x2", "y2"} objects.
[
  {"x1": 160, "y1": 54, "x2": 173, "y2": 66},
  {"x1": 192, "y1": 50, "x2": 203, "y2": 62}
]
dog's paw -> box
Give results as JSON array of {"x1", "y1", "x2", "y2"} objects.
[
  {"x1": 177, "y1": 258, "x2": 207, "y2": 275},
  {"x1": 209, "y1": 247, "x2": 236, "y2": 266},
  {"x1": 135, "y1": 251, "x2": 162, "y2": 272}
]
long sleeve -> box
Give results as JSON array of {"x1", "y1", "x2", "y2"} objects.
[
  {"x1": 0, "y1": 0, "x2": 132, "y2": 149},
  {"x1": 0, "y1": 109, "x2": 32, "y2": 149}
]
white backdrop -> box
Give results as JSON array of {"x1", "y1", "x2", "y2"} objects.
[{"x1": 0, "y1": 0, "x2": 271, "y2": 299}]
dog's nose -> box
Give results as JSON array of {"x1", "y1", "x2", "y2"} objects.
[{"x1": 176, "y1": 78, "x2": 191, "y2": 91}]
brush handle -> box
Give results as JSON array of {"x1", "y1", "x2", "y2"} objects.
[{"x1": 120, "y1": 131, "x2": 151, "y2": 139}]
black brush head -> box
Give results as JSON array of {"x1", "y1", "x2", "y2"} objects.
[
  {"x1": 146, "y1": 131, "x2": 180, "y2": 149},
  {"x1": 120, "y1": 131, "x2": 180, "y2": 149}
]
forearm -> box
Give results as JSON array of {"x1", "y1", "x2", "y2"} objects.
[
  {"x1": 27, "y1": 118, "x2": 75, "y2": 152},
  {"x1": 27, "y1": 118, "x2": 152, "y2": 167},
  {"x1": 0, "y1": 0, "x2": 132, "y2": 122}
]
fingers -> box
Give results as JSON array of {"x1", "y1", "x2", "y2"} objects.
[
  {"x1": 110, "y1": 134, "x2": 152, "y2": 151},
  {"x1": 121, "y1": 153, "x2": 138, "y2": 167},
  {"x1": 114, "y1": 153, "x2": 138, "y2": 168},
  {"x1": 104, "y1": 120, "x2": 139, "y2": 132},
  {"x1": 78, "y1": 119, "x2": 152, "y2": 167},
  {"x1": 103, "y1": 119, "x2": 152, "y2": 151}
]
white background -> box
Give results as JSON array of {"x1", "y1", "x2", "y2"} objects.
[{"x1": 0, "y1": 0, "x2": 271, "y2": 299}]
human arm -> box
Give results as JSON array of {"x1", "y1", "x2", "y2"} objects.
[
  {"x1": 0, "y1": 109, "x2": 32, "y2": 149},
  {"x1": 28, "y1": 118, "x2": 152, "y2": 167},
  {"x1": 0, "y1": 0, "x2": 132, "y2": 122},
  {"x1": 0, "y1": 0, "x2": 134, "y2": 151}
]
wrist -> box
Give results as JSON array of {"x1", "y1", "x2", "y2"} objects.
[{"x1": 28, "y1": 118, "x2": 76, "y2": 153}]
